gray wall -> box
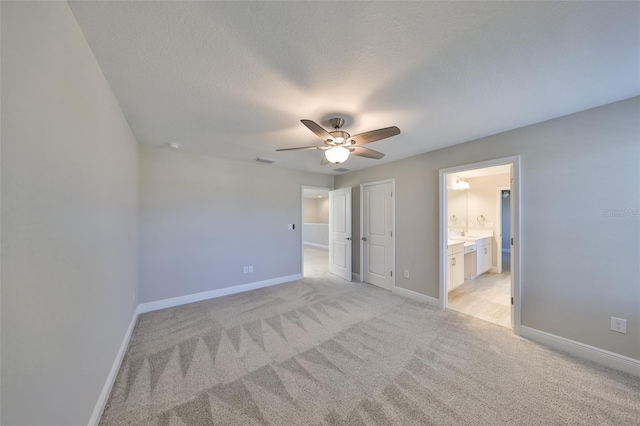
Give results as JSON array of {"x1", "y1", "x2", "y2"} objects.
[
  {"x1": 1, "y1": 2, "x2": 139, "y2": 424},
  {"x1": 139, "y1": 146, "x2": 333, "y2": 303},
  {"x1": 336, "y1": 97, "x2": 639, "y2": 360}
]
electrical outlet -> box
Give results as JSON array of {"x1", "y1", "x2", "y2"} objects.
[
  {"x1": 243, "y1": 266, "x2": 248, "y2": 274},
  {"x1": 248, "y1": 266, "x2": 253, "y2": 273},
  {"x1": 404, "y1": 270, "x2": 410, "y2": 278},
  {"x1": 610, "y1": 317, "x2": 627, "y2": 334}
]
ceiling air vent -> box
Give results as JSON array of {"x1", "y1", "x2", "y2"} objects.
[
  {"x1": 255, "y1": 158, "x2": 275, "y2": 164},
  {"x1": 334, "y1": 167, "x2": 350, "y2": 173}
]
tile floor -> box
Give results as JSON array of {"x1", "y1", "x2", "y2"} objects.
[{"x1": 448, "y1": 251, "x2": 512, "y2": 328}]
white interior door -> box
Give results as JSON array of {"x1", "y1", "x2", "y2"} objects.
[
  {"x1": 329, "y1": 188, "x2": 352, "y2": 281},
  {"x1": 362, "y1": 181, "x2": 394, "y2": 290}
]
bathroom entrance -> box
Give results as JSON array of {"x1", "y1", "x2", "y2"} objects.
[{"x1": 440, "y1": 157, "x2": 521, "y2": 332}]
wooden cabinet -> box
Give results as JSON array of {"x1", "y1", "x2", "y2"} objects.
[{"x1": 447, "y1": 242, "x2": 465, "y2": 292}]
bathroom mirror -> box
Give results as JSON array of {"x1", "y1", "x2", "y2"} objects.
[{"x1": 447, "y1": 188, "x2": 467, "y2": 231}]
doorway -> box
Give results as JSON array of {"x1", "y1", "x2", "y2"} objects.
[
  {"x1": 439, "y1": 157, "x2": 521, "y2": 333},
  {"x1": 496, "y1": 187, "x2": 511, "y2": 274},
  {"x1": 301, "y1": 186, "x2": 331, "y2": 277}
]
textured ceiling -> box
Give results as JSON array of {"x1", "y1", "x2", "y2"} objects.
[{"x1": 69, "y1": 1, "x2": 640, "y2": 175}]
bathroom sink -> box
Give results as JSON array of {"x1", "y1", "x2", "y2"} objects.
[{"x1": 449, "y1": 236, "x2": 479, "y2": 243}]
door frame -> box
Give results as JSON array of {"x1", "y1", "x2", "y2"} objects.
[
  {"x1": 495, "y1": 186, "x2": 511, "y2": 274},
  {"x1": 438, "y1": 156, "x2": 521, "y2": 335},
  {"x1": 300, "y1": 185, "x2": 333, "y2": 277},
  {"x1": 359, "y1": 178, "x2": 396, "y2": 289}
]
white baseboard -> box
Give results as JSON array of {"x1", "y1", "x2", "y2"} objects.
[
  {"x1": 304, "y1": 242, "x2": 329, "y2": 250},
  {"x1": 392, "y1": 286, "x2": 440, "y2": 307},
  {"x1": 490, "y1": 267, "x2": 498, "y2": 273},
  {"x1": 520, "y1": 326, "x2": 639, "y2": 377},
  {"x1": 352, "y1": 272, "x2": 360, "y2": 282},
  {"x1": 138, "y1": 274, "x2": 303, "y2": 314},
  {"x1": 89, "y1": 307, "x2": 139, "y2": 425}
]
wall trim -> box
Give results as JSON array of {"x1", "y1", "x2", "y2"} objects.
[
  {"x1": 393, "y1": 286, "x2": 440, "y2": 307},
  {"x1": 89, "y1": 308, "x2": 139, "y2": 425},
  {"x1": 520, "y1": 326, "x2": 640, "y2": 377},
  {"x1": 304, "y1": 242, "x2": 329, "y2": 250},
  {"x1": 138, "y1": 274, "x2": 302, "y2": 314}
]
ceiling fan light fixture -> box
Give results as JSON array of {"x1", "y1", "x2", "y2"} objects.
[
  {"x1": 277, "y1": 118, "x2": 400, "y2": 166},
  {"x1": 329, "y1": 130, "x2": 350, "y2": 145},
  {"x1": 325, "y1": 146, "x2": 350, "y2": 164}
]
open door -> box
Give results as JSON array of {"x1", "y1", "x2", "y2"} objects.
[{"x1": 329, "y1": 188, "x2": 352, "y2": 281}]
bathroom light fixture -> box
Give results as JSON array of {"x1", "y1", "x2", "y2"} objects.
[
  {"x1": 452, "y1": 179, "x2": 470, "y2": 190},
  {"x1": 324, "y1": 146, "x2": 350, "y2": 164}
]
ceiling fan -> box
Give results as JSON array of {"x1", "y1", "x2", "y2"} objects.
[{"x1": 276, "y1": 118, "x2": 400, "y2": 165}]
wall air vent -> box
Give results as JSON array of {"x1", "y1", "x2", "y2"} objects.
[
  {"x1": 334, "y1": 168, "x2": 350, "y2": 173},
  {"x1": 255, "y1": 158, "x2": 275, "y2": 164}
]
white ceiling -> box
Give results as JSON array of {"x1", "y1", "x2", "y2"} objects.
[{"x1": 69, "y1": 1, "x2": 639, "y2": 175}]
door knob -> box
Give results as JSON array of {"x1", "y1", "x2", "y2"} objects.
[
  {"x1": 362, "y1": 237, "x2": 367, "y2": 241},
  {"x1": 345, "y1": 237, "x2": 351, "y2": 240}
]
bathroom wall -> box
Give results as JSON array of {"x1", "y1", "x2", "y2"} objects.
[
  {"x1": 467, "y1": 173, "x2": 510, "y2": 266},
  {"x1": 447, "y1": 174, "x2": 468, "y2": 230}
]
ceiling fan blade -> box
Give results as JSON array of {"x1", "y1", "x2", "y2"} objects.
[
  {"x1": 320, "y1": 154, "x2": 329, "y2": 165},
  {"x1": 348, "y1": 146, "x2": 385, "y2": 160},
  {"x1": 275, "y1": 145, "x2": 323, "y2": 151},
  {"x1": 301, "y1": 119, "x2": 333, "y2": 141},
  {"x1": 349, "y1": 126, "x2": 400, "y2": 145}
]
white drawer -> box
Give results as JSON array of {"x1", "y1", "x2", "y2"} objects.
[{"x1": 464, "y1": 244, "x2": 477, "y2": 254}]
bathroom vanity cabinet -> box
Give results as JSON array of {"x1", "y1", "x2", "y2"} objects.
[
  {"x1": 464, "y1": 237, "x2": 492, "y2": 279},
  {"x1": 447, "y1": 241, "x2": 465, "y2": 292}
]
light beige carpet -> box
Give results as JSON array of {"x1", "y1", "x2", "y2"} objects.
[{"x1": 101, "y1": 273, "x2": 640, "y2": 425}]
